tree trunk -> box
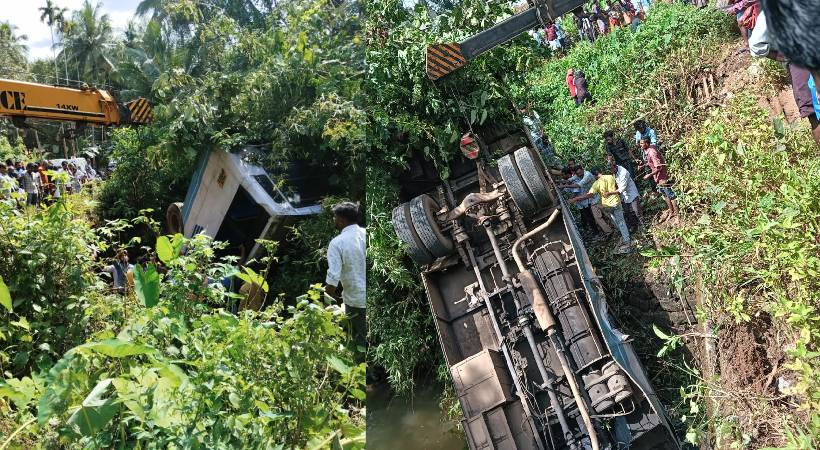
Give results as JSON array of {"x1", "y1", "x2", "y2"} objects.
[
  {"x1": 61, "y1": 124, "x2": 68, "y2": 158},
  {"x1": 51, "y1": 27, "x2": 59, "y2": 83}
]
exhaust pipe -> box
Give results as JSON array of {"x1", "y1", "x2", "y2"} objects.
[{"x1": 512, "y1": 209, "x2": 602, "y2": 450}]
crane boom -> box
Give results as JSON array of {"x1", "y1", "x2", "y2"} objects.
[
  {"x1": 426, "y1": 0, "x2": 585, "y2": 80},
  {"x1": 0, "y1": 78, "x2": 153, "y2": 126}
]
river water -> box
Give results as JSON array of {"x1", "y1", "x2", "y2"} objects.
[{"x1": 367, "y1": 382, "x2": 466, "y2": 450}]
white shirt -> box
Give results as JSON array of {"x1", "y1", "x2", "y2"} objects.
[
  {"x1": 104, "y1": 262, "x2": 134, "y2": 288},
  {"x1": 326, "y1": 224, "x2": 366, "y2": 309},
  {"x1": 614, "y1": 165, "x2": 640, "y2": 204}
]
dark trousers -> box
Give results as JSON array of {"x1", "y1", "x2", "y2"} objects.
[
  {"x1": 789, "y1": 64, "x2": 815, "y2": 119},
  {"x1": 346, "y1": 305, "x2": 366, "y2": 355},
  {"x1": 579, "y1": 206, "x2": 596, "y2": 232}
]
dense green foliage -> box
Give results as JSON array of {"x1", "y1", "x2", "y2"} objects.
[
  {"x1": 524, "y1": 5, "x2": 734, "y2": 161},
  {"x1": 1, "y1": 1, "x2": 367, "y2": 446},
  {"x1": 655, "y1": 95, "x2": 820, "y2": 447},
  {"x1": 95, "y1": 128, "x2": 187, "y2": 221},
  {"x1": 0, "y1": 197, "x2": 364, "y2": 448},
  {"x1": 0, "y1": 197, "x2": 101, "y2": 377}
]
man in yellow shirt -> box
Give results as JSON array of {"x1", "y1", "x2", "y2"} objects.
[{"x1": 569, "y1": 167, "x2": 632, "y2": 252}]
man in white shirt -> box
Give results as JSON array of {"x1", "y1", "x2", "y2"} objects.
[
  {"x1": 0, "y1": 165, "x2": 17, "y2": 199},
  {"x1": 325, "y1": 201, "x2": 366, "y2": 352},
  {"x1": 103, "y1": 249, "x2": 135, "y2": 294},
  {"x1": 608, "y1": 156, "x2": 643, "y2": 226},
  {"x1": 20, "y1": 163, "x2": 41, "y2": 206}
]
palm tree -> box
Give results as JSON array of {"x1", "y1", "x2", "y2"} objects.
[
  {"x1": 39, "y1": 0, "x2": 68, "y2": 83},
  {"x1": 54, "y1": 8, "x2": 72, "y2": 84},
  {"x1": 58, "y1": 0, "x2": 114, "y2": 85},
  {"x1": 0, "y1": 22, "x2": 28, "y2": 78}
]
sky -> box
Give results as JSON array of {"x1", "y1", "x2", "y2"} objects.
[{"x1": 0, "y1": 0, "x2": 142, "y2": 61}]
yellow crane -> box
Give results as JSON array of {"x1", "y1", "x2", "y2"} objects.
[{"x1": 0, "y1": 78, "x2": 152, "y2": 126}]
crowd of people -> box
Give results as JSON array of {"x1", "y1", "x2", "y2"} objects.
[
  {"x1": 529, "y1": 0, "x2": 820, "y2": 148},
  {"x1": 518, "y1": 102, "x2": 677, "y2": 254},
  {"x1": 514, "y1": 0, "x2": 820, "y2": 255},
  {"x1": 559, "y1": 121, "x2": 677, "y2": 253},
  {"x1": 0, "y1": 158, "x2": 97, "y2": 206},
  {"x1": 528, "y1": 0, "x2": 652, "y2": 50}
]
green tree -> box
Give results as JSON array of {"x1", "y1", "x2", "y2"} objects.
[
  {"x1": 0, "y1": 22, "x2": 28, "y2": 79},
  {"x1": 58, "y1": 0, "x2": 114, "y2": 85},
  {"x1": 38, "y1": 0, "x2": 68, "y2": 84}
]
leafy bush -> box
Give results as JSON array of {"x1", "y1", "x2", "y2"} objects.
[
  {"x1": 0, "y1": 207, "x2": 364, "y2": 448},
  {"x1": 96, "y1": 128, "x2": 193, "y2": 223},
  {"x1": 0, "y1": 197, "x2": 102, "y2": 376},
  {"x1": 657, "y1": 95, "x2": 820, "y2": 446},
  {"x1": 0, "y1": 136, "x2": 27, "y2": 162}
]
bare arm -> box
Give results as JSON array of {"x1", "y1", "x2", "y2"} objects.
[
  {"x1": 325, "y1": 284, "x2": 340, "y2": 300},
  {"x1": 569, "y1": 192, "x2": 595, "y2": 203}
]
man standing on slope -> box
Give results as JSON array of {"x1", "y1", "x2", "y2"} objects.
[
  {"x1": 559, "y1": 165, "x2": 613, "y2": 240},
  {"x1": 608, "y1": 155, "x2": 644, "y2": 227},
  {"x1": 604, "y1": 130, "x2": 637, "y2": 176},
  {"x1": 748, "y1": 7, "x2": 820, "y2": 147},
  {"x1": 326, "y1": 201, "x2": 367, "y2": 355},
  {"x1": 638, "y1": 136, "x2": 679, "y2": 221},
  {"x1": 569, "y1": 167, "x2": 633, "y2": 253}
]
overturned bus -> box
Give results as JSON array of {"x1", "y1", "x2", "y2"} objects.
[
  {"x1": 391, "y1": 126, "x2": 680, "y2": 450},
  {"x1": 166, "y1": 148, "x2": 322, "y2": 263}
]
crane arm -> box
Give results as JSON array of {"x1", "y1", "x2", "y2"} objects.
[
  {"x1": 426, "y1": 0, "x2": 585, "y2": 81},
  {"x1": 0, "y1": 79, "x2": 153, "y2": 126}
]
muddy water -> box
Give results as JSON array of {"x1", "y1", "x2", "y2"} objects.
[{"x1": 367, "y1": 381, "x2": 466, "y2": 450}]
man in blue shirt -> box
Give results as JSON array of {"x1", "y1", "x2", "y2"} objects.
[{"x1": 633, "y1": 120, "x2": 657, "y2": 161}]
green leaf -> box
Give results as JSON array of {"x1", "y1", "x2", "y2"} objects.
[
  {"x1": 171, "y1": 233, "x2": 185, "y2": 256},
  {"x1": 134, "y1": 264, "x2": 160, "y2": 307},
  {"x1": 0, "y1": 276, "x2": 11, "y2": 312},
  {"x1": 685, "y1": 430, "x2": 699, "y2": 445},
  {"x1": 66, "y1": 378, "x2": 119, "y2": 437},
  {"x1": 156, "y1": 236, "x2": 174, "y2": 264},
  {"x1": 350, "y1": 388, "x2": 366, "y2": 401},
  {"x1": 652, "y1": 324, "x2": 670, "y2": 340},
  {"x1": 78, "y1": 339, "x2": 156, "y2": 358},
  {"x1": 326, "y1": 355, "x2": 351, "y2": 375},
  {"x1": 0, "y1": 376, "x2": 37, "y2": 408},
  {"x1": 236, "y1": 267, "x2": 269, "y2": 293},
  {"x1": 10, "y1": 316, "x2": 30, "y2": 330},
  {"x1": 229, "y1": 392, "x2": 241, "y2": 408}
]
